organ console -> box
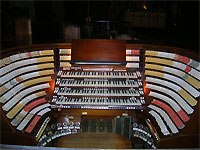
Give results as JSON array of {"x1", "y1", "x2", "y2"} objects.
[
  {"x1": 52, "y1": 39, "x2": 145, "y2": 110},
  {"x1": 0, "y1": 40, "x2": 199, "y2": 149}
]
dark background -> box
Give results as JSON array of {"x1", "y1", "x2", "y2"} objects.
[{"x1": 1, "y1": 1, "x2": 199, "y2": 53}]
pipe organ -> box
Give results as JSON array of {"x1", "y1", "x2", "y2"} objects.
[{"x1": 0, "y1": 40, "x2": 199, "y2": 149}]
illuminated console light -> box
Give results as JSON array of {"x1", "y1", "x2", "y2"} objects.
[
  {"x1": 122, "y1": 113, "x2": 128, "y2": 116},
  {"x1": 82, "y1": 112, "x2": 87, "y2": 115}
]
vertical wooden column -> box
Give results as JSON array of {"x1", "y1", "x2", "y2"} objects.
[
  {"x1": 15, "y1": 17, "x2": 32, "y2": 46},
  {"x1": 63, "y1": 24, "x2": 80, "y2": 42}
]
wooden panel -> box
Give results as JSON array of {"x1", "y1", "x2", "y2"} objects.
[
  {"x1": 59, "y1": 108, "x2": 136, "y2": 117},
  {"x1": 0, "y1": 107, "x2": 37, "y2": 145},
  {"x1": 56, "y1": 133, "x2": 132, "y2": 149},
  {"x1": 158, "y1": 135, "x2": 199, "y2": 148},
  {"x1": 1, "y1": 43, "x2": 199, "y2": 61},
  {"x1": 71, "y1": 39, "x2": 126, "y2": 62}
]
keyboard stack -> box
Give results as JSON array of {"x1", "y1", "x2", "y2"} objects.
[{"x1": 52, "y1": 69, "x2": 145, "y2": 110}]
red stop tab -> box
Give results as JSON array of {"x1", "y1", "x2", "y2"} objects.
[{"x1": 184, "y1": 65, "x2": 191, "y2": 72}]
